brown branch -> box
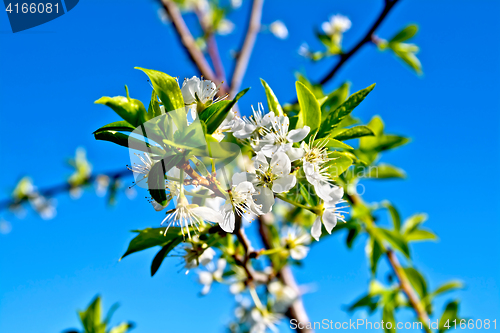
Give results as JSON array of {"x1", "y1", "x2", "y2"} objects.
[
  {"x1": 258, "y1": 213, "x2": 312, "y2": 333},
  {"x1": 193, "y1": 7, "x2": 228, "y2": 86},
  {"x1": 348, "y1": 193, "x2": 431, "y2": 333},
  {"x1": 318, "y1": 0, "x2": 400, "y2": 85},
  {"x1": 387, "y1": 250, "x2": 432, "y2": 332},
  {"x1": 229, "y1": 0, "x2": 264, "y2": 97},
  {"x1": 160, "y1": 1, "x2": 218, "y2": 83}
]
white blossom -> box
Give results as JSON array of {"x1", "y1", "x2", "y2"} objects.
[
  {"x1": 322, "y1": 14, "x2": 352, "y2": 35},
  {"x1": 282, "y1": 225, "x2": 311, "y2": 260},
  {"x1": 268, "y1": 281, "x2": 298, "y2": 312},
  {"x1": 127, "y1": 152, "x2": 154, "y2": 185},
  {"x1": 181, "y1": 76, "x2": 222, "y2": 106},
  {"x1": 269, "y1": 20, "x2": 288, "y2": 39},
  {"x1": 197, "y1": 258, "x2": 226, "y2": 294},
  {"x1": 182, "y1": 243, "x2": 216, "y2": 274},
  {"x1": 249, "y1": 308, "x2": 282, "y2": 333},
  {"x1": 311, "y1": 188, "x2": 348, "y2": 241},
  {"x1": 259, "y1": 115, "x2": 310, "y2": 159},
  {"x1": 220, "y1": 173, "x2": 263, "y2": 232},
  {"x1": 161, "y1": 194, "x2": 223, "y2": 238},
  {"x1": 233, "y1": 103, "x2": 274, "y2": 140}
]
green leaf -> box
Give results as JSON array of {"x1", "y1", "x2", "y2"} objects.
[
  {"x1": 260, "y1": 79, "x2": 283, "y2": 116},
  {"x1": 296, "y1": 81, "x2": 321, "y2": 130},
  {"x1": 318, "y1": 84, "x2": 375, "y2": 137},
  {"x1": 382, "y1": 201, "x2": 401, "y2": 231},
  {"x1": 406, "y1": 229, "x2": 438, "y2": 242},
  {"x1": 389, "y1": 24, "x2": 418, "y2": 43},
  {"x1": 203, "y1": 88, "x2": 250, "y2": 134},
  {"x1": 135, "y1": 67, "x2": 184, "y2": 111},
  {"x1": 364, "y1": 163, "x2": 406, "y2": 179},
  {"x1": 95, "y1": 93, "x2": 148, "y2": 127},
  {"x1": 438, "y1": 301, "x2": 460, "y2": 333},
  {"x1": 404, "y1": 267, "x2": 428, "y2": 298},
  {"x1": 322, "y1": 82, "x2": 350, "y2": 114},
  {"x1": 315, "y1": 138, "x2": 353, "y2": 150},
  {"x1": 326, "y1": 152, "x2": 352, "y2": 178},
  {"x1": 109, "y1": 323, "x2": 134, "y2": 333},
  {"x1": 333, "y1": 126, "x2": 374, "y2": 141},
  {"x1": 360, "y1": 116, "x2": 384, "y2": 151},
  {"x1": 367, "y1": 238, "x2": 384, "y2": 274},
  {"x1": 148, "y1": 90, "x2": 163, "y2": 119},
  {"x1": 121, "y1": 227, "x2": 183, "y2": 259},
  {"x1": 93, "y1": 120, "x2": 136, "y2": 134},
  {"x1": 151, "y1": 237, "x2": 183, "y2": 276},
  {"x1": 432, "y1": 281, "x2": 464, "y2": 298},
  {"x1": 394, "y1": 48, "x2": 422, "y2": 74},
  {"x1": 347, "y1": 294, "x2": 378, "y2": 313},
  {"x1": 79, "y1": 295, "x2": 103, "y2": 333},
  {"x1": 382, "y1": 307, "x2": 396, "y2": 333},
  {"x1": 378, "y1": 228, "x2": 411, "y2": 258},
  {"x1": 402, "y1": 213, "x2": 428, "y2": 235},
  {"x1": 93, "y1": 130, "x2": 165, "y2": 156},
  {"x1": 148, "y1": 156, "x2": 184, "y2": 206}
]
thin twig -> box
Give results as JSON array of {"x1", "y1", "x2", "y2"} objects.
[
  {"x1": 318, "y1": 0, "x2": 400, "y2": 85},
  {"x1": 160, "y1": 1, "x2": 220, "y2": 85},
  {"x1": 229, "y1": 0, "x2": 264, "y2": 97},
  {"x1": 258, "y1": 214, "x2": 312, "y2": 333}
]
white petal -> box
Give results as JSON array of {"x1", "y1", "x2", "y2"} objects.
[
  {"x1": 270, "y1": 152, "x2": 291, "y2": 175},
  {"x1": 290, "y1": 246, "x2": 309, "y2": 260},
  {"x1": 198, "y1": 271, "x2": 213, "y2": 285},
  {"x1": 220, "y1": 205, "x2": 235, "y2": 232},
  {"x1": 253, "y1": 151, "x2": 269, "y2": 170},
  {"x1": 272, "y1": 174, "x2": 296, "y2": 193},
  {"x1": 151, "y1": 200, "x2": 166, "y2": 211},
  {"x1": 311, "y1": 216, "x2": 322, "y2": 241},
  {"x1": 287, "y1": 126, "x2": 310, "y2": 142},
  {"x1": 286, "y1": 147, "x2": 305, "y2": 162},
  {"x1": 254, "y1": 186, "x2": 275, "y2": 213},
  {"x1": 232, "y1": 171, "x2": 248, "y2": 185},
  {"x1": 234, "y1": 181, "x2": 255, "y2": 193},
  {"x1": 191, "y1": 207, "x2": 223, "y2": 223},
  {"x1": 260, "y1": 144, "x2": 278, "y2": 158},
  {"x1": 322, "y1": 209, "x2": 338, "y2": 233}
]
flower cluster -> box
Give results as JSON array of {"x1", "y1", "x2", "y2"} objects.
[{"x1": 128, "y1": 76, "x2": 347, "y2": 243}]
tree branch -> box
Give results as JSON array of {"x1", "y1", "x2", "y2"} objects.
[
  {"x1": 160, "y1": 1, "x2": 220, "y2": 86},
  {"x1": 258, "y1": 213, "x2": 312, "y2": 333},
  {"x1": 229, "y1": 0, "x2": 264, "y2": 97},
  {"x1": 318, "y1": 0, "x2": 400, "y2": 85}
]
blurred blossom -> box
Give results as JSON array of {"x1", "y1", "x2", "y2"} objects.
[
  {"x1": 217, "y1": 19, "x2": 235, "y2": 35},
  {"x1": 322, "y1": 14, "x2": 351, "y2": 35},
  {"x1": 230, "y1": 0, "x2": 242, "y2": 9},
  {"x1": 298, "y1": 43, "x2": 311, "y2": 58},
  {"x1": 249, "y1": 308, "x2": 281, "y2": 333},
  {"x1": 95, "y1": 175, "x2": 110, "y2": 197},
  {"x1": 269, "y1": 20, "x2": 288, "y2": 39},
  {"x1": 268, "y1": 281, "x2": 297, "y2": 312},
  {"x1": 30, "y1": 196, "x2": 57, "y2": 220},
  {"x1": 68, "y1": 147, "x2": 92, "y2": 187},
  {"x1": 197, "y1": 258, "x2": 226, "y2": 294},
  {"x1": 0, "y1": 219, "x2": 12, "y2": 234},
  {"x1": 281, "y1": 225, "x2": 311, "y2": 260},
  {"x1": 69, "y1": 187, "x2": 83, "y2": 200}
]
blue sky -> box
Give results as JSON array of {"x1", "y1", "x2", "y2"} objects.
[{"x1": 1, "y1": 0, "x2": 499, "y2": 332}]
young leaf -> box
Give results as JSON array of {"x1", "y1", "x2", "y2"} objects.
[
  {"x1": 260, "y1": 79, "x2": 284, "y2": 116},
  {"x1": 382, "y1": 201, "x2": 401, "y2": 231},
  {"x1": 333, "y1": 126, "x2": 374, "y2": 141},
  {"x1": 93, "y1": 121, "x2": 136, "y2": 135},
  {"x1": 296, "y1": 81, "x2": 321, "y2": 130},
  {"x1": 364, "y1": 163, "x2": 406, "y2": 179},
  {"x1": 402, "y1": 213, "x2": 428, "y2": 235},
  {"x1": 326, "y1": 152, "x2": 353, "y2": 178},
  {"x1": 378, "y1": 228, "x2": 411, "y2": 258},
  {"x1": 438, "y1": 301, "x2": 460, "y2": 333},
  {"x1": 204, "y1": 88, "x2": 250, "y2": 134},
  {"x1": 315, "y1": 138, "x2": 353, "y2": 150},
  {"x1": 95, "y1": 94, "x2": 148, "y2": 127},
  {"x1": 389, "y1": 24, "x2": 418, "y2": 44},
  {"x1": 432, "y1": 281, "x2": 464, "y2": 298},
  {"x1": 403, "y1": 267, "x2": 428, "y2": 298},
  {"x1": 322, "y1": 82, "x2": 350, "y2": 114},
  {"x1": 318, "y1": 84, "x2": 375, "y2": 137},
  {"x1": 406, "y1": 229, "x2": 438, "y2": 242},
  {"x1": 121, "y1": 227, "x2": 183, "y2": 259},
  {"x1": 135, "y1": 67, "x2": 184, "y2": 112},
  {"x1": 151, "y1": 237, "x2": 183, "y2": 276}
]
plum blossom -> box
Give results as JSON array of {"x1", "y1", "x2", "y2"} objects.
[
  {"x1": 220, "y1": 173, "x2": 263, "y2": 233},
  {"x1": 311, "y1": 188, "x2": 348, "y2": 241},
  {"x1": 197, "y1": 258, "x2": 226, "y2": 294},
  {"x1": 180, "y1": 76, "x2": 223, "y2": 106},
  {"x1": 232, "y1": 103, "x2": 273, "y2": 140},
  {"x1": 281, "y1": 225, "x2": 311, "y2": 260},
  {"x1": 127, "y1": 152, "x2": 154, "y2": 185},
  {"x1": 245, "y1": 152, "x2": 297, "y2": 213},
  {"x1": 322, "y1": 14, "x2": 352, "y2": 36},
  {"x1": 259, "y1": 115, "x2": 310, "y2": 159},
  {"x1": 161, "y1": 194, "x2": 223, "y2": 238},
  {"x1": 269, "y1": 20, "x2": 288, "y2": 39},
  {"x1": 212, "y1": 110, "x2": 245, "y2": 141}
]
